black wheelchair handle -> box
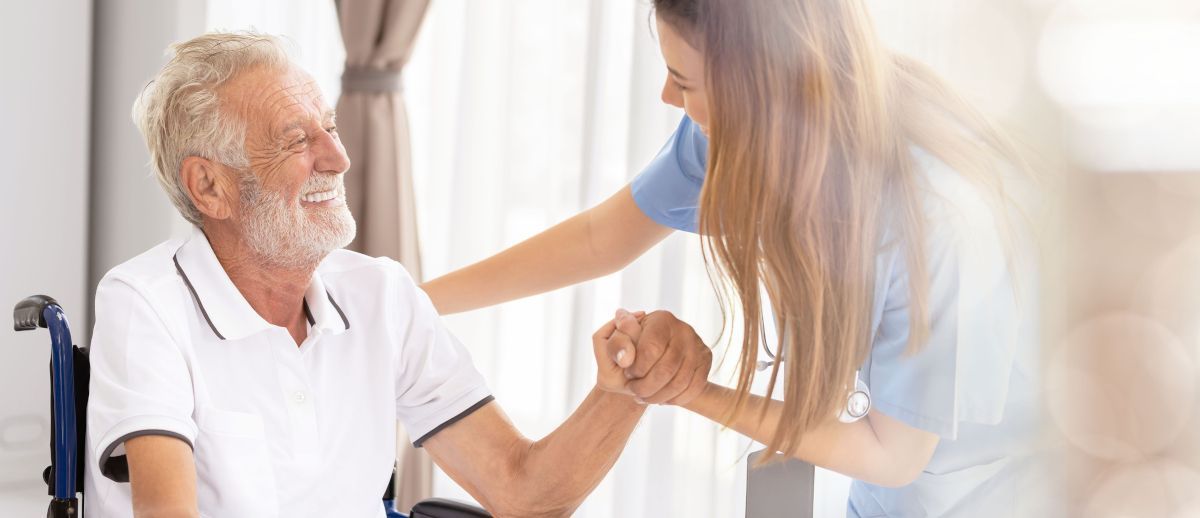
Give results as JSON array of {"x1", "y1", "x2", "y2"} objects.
[
  {"x1": 409, "y1": 498, "x2": 493, "y2": 518},
  {"x1": 13, "y1": 294, "x2": 60, "y2": 331}
]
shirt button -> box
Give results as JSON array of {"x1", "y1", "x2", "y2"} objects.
[{"x1": 293, "y1": 391, "x2": 307, "y2": 403}]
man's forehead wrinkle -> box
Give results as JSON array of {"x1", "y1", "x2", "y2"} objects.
[
  {"x1": 298, "y1": 80, "x2": 333, "y2": 124},
  {"x1": 262, "y1": 97, "x2": 312, "y2": 142},
  {"x1": 259, "y1": 79, "x2": 328, "y2": 137},
  {"x1": 224, "y1": 74, "x2": 286, "y2": 147},
  {"x1": 224, "y1": 67, "x2": 329, "y2": 154},
  {"x1": 262, "y1": 85, "x2": 306, "y2": 118}
]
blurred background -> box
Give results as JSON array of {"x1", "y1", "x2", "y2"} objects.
[{"x1": 3, "y1": 0, "x2": 1200, "y2": 516}]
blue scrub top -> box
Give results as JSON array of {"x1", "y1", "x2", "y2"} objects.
[{"x1": 631, "y1": 116, "x2": 1043, "y2": 517}]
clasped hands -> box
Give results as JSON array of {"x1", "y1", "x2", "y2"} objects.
[{"x1": 593, "y1": 308, "x2": 712, "y2": 406}]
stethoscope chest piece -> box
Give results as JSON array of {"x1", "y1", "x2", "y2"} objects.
[
  {"x1": 837, "y1": 370, "x2": 872, "y2": 423},
  {"x1": 758, "y1": 350, "x2": 872, "y2": 424}
]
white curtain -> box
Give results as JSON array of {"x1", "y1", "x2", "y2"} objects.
[
  {"x1": 404, "y1": 1, "x2": 775, "y2": 516},
  {"x1": 205, "y1": 0, "x2": 346, "y2": 100},
  {"x1": 403, "y1": 1, "x2": 1058, "y2": 516}
]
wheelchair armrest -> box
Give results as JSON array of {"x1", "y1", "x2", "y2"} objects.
[{"x1": 409, "y1": 497, "x2": 491, "y2": 518}]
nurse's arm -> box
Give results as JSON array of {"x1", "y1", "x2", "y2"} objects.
[
  {"x1": 614, "y1": 312, "x2": 938, "y2": 487},
  {"x1": 124, "y1": 434, "x2": 200, "y2": 518},
  {"x1": 421, "y1": 185, "x2": 672, "y2": 315},
  {"x1": 682, "y1": 384, "x2": 939, "y2": 488}
]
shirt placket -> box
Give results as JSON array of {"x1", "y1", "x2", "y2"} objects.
[{"x1": 273, "y1": 330, "x2": 321, "y2": 469}]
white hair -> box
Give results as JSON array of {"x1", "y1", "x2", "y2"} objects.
[{"x1": 132, "y1": 31, "x2": 291, "y2": 226}]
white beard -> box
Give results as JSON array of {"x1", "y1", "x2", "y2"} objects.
[{"x1": 237, "y1": 170, "x2": 356, "y2": 269}]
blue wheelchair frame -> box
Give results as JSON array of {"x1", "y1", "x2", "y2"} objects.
[{"x1": 14, "y1": 294, "x2": 490, "y2": 518}]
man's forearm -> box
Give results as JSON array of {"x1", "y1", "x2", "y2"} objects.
[{"x1": 512, "y1": 387, "x2": 645, "y2": 515}]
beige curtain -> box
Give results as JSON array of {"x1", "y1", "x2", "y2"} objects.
[
  {"x1": 335, "y1": 0, "x2": 431, "y2": 511},
  {"x1": 337, "y1": 0, "x2": 427, "y2": 273}
]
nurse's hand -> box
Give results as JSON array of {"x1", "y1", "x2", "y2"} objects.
[{"x1": 608, "y1": 309, "x2": 712, "y2": 406}]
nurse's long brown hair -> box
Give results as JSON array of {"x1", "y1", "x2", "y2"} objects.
[{"x1": 654, "y1": 0, "x2": 1023, "y2": 458}]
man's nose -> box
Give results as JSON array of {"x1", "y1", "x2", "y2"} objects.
[{"x1": 313, "y1": 130, "x2": 351, "y2": 175}]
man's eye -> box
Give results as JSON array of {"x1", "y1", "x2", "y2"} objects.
[
  {"x1": 325, "y1": 125, "x2": 338, "y2": 134},
  {"x1": 290, "y1": 136, "x2": 308, "y2": 148}
]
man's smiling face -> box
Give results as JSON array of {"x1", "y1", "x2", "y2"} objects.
[{"x1": 222, "y1": 65, "x2": 355, "y2": 267}]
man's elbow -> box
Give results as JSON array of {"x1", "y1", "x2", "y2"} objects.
[
  {"x1": 487, "y1": 500, "x2": 578, "y2": 518},
  {"x1": 473, "y1": 443, "x2": 581, "y2": 518},
  {"x1": 134, "y1": 506, "x2": 201, "y2": 518},
  {"x1": 482, "y1": 480, "x2": 581, "y2": 518}
]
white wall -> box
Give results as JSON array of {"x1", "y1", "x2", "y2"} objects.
[
  {"x1": 89, "y1": 0, "x2": 204, "y2": 301},
  {"x1": 1, "y1": 1, "x2": 210, "y2": 513},
  {"x1": 0, "y1": 1, "x2": 93, "y2": 514}
]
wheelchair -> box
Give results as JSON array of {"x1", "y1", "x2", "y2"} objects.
[{"x1": 13, "y1": 294, "x2": 491, "y2": 518}]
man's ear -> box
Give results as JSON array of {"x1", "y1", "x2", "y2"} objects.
[{"x1": 180, "y1": 156, "x2": 236, "y2": 220}]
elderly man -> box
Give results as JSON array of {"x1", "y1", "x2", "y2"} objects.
[{"x1": 84, "y1": 32, "x2": 710, "y2": 518}]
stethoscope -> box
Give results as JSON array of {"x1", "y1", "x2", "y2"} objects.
[{"x1": 756, "y1": 338, "x2": 872, "y2": 424}]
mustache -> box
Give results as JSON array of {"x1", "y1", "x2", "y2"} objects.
[
  {"x1": 299, "y1": 176, "x2": 345, "y2": 196},
  {"x1": 235, "y1": 169, "x2": 345, "y2": 203}
]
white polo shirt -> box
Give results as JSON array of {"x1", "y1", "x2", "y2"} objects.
[{"x1": 84, "y1": 227, "x2": 493, "y2": 517}]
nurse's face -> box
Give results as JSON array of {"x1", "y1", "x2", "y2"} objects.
[{"x1": 656, "y1": 14, "x2": 710, "y2": 135}]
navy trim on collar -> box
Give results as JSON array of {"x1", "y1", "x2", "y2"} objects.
[
  {"x1": 173, "y1": 251, "x2": 351, "y2": 340},
  {"x1": 173, "y1": 253, "x2": 226, "y2": 340},
  {"x1": 303, "y1": 299, "x2": 315, "y2": 326},
  {"x1": 327, "y1": 291, "x2": 351, "y2": 331}
]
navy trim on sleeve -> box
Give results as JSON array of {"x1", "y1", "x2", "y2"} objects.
[
  {"x1": 99, "y1": 429, "x2": 194, "y2": 483},
  {"x1": 412, "y1": 396, "x2": 496, "y2": 448}
]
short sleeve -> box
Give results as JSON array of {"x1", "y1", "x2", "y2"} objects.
[
  {"x1": 865, "y1": 156, "x2": 1023, "y2": 440},
  {"x1": 87, "y1": 277, "x2": 198, "y2": 474},
  {"x1": 630, "y1": 115, "x2": 709, "y2": 233},
  {"x1": 390, "y1": 268, "x2": 493, "y2": 447}
]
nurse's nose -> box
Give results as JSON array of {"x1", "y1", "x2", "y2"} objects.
[{"x1": 661, "y1": 76, "x2": 684, "y2": 109}]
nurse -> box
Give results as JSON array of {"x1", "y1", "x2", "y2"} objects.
[{"x1": 423, "y1": 0, "x2": 1042, "y2": 516}]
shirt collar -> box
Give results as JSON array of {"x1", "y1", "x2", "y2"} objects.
[{"x1": 173, "y1": 226, "x2": 351, "y2": 341}]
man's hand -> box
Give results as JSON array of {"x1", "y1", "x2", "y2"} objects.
[
  {"x1": 604, "y1": 309, "x2": 712, "y2": 406},
  {"x1": 593, "y1": 310, "x2": 645, "y2": 394}
]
